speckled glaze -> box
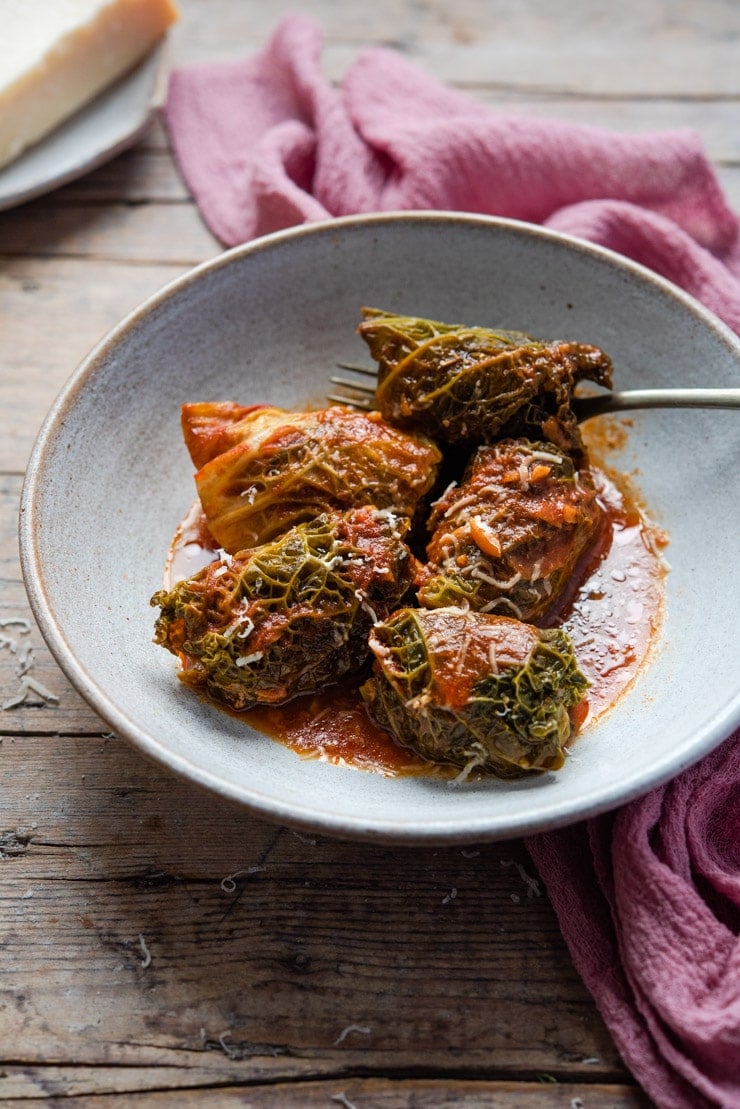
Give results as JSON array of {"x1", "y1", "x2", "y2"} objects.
[{"x1": 19, "y1": 214, "x2": 740, "y2": 843}]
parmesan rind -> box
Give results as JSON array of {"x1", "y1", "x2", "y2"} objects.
[{"x1": 0, "y1": 0, "x2": 179, "y2": 169}]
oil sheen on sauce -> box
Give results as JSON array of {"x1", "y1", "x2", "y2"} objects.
[{"x1": 165, "y1": 466, "x2": 667, "y2": 778}]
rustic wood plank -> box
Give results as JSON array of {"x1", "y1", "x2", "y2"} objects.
[
  {"x1": 168, "y1": 0, "x2": 740, "y2": 96},
  {"x1": 0, "y1": 196, "x2": 218, "y2": 265},
  {"x1": 0, "y1": 729, "x2": 627, "y2": 1081},
  {"x1": 0, "y1": 475, "x2": 96, "y2": 732},
  {"x1": 0, "y1": 1073, "x2": 650, "y2": 1105}
]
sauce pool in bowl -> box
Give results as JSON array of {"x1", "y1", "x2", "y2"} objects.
[{"x1": 163, "y1": 463, "x2": 667, "y2": 779}]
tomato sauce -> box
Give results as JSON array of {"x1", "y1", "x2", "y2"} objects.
[{"x1": 163, "y1": 462, "x2": 667, "y2": 777}]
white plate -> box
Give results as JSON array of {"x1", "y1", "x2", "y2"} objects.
[
  {"x1": 0, "y1": 41, "x2": 169, "y2": 211},
  {"x1": 19, "y1": 214, "x2": 740, "y2": 843}
]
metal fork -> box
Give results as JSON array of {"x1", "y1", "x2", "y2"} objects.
[{"x1": 328, "y1": 362, "x2": 740, "y2": 421}]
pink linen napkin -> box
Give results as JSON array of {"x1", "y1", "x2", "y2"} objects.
[
  {"x1": 165, "y1": 14, "x2": 740, "y2": 332},
  {"x1": 528, "y1": 734, "x2": 740, "y2": 1109},
  {"x1": 165, "y1": 16, "x2": 740, "y2": 1107}
]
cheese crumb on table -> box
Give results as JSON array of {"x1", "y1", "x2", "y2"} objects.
[{"x1": 0, "y1": 0, "x2": 179, "y2": 169}]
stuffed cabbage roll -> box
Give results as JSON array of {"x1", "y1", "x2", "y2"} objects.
[
  {"x1": 361, "y1": 607, "x2": 588, "y2": 778},
  {"x1": 151, "y1": 507, "x2": 415, "y2": 710},
  {"x1": 182, "y1": 402, "x2": 442, "y2": 554},
  {"x1": 416, "y1": 439, "x2": 603, "y2": 622},
  {"x1": 357, "y1": 308, "x2": 613, "y2": 456}
]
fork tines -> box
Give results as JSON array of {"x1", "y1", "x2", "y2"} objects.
[{"x1": 328, "y1": 361, "x2": 378, "y2": 409}]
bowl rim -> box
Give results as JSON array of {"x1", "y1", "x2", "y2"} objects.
[{"x1": 19, "y1": 211, "x2": 740, "y2": 843}]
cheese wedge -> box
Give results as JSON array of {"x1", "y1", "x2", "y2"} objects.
[{"x1": 0, "y1": 0, "x2": 179, "y2": 169}]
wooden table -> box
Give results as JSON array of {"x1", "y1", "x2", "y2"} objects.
[{"x1": 1, "y1": 2, "x2": 736, "y2": 1104}]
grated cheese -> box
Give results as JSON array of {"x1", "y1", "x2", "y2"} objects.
[
  {"x1": 235, "y1": 618, "x2": 256, "y2": 640},
  {"x1": 354, "y1": 590, "x2": 378, "y2": 625},
  {"x1": 448, "y1": 742, "x2": 487, "y2": 786},
  {"x1": 500, "y1": 857, "x2": 541, "y2": 898},
  {"x1": 487, "y1": 644, "x2": 499, "y2": 675},
  {"x1": 471, "y1": 567, "x2": 522, "y2": 591},
  {"x1": 220, "y1": 864, "x2": 263, "y2": 893},
  {"x1": 138, "y1": 934, "x2": 152, "y2": 969},
  {"x1": 0, "y1": 618, "x2": 31, "y2": 634},
  {"x1": 235, "y1": 652, "x2": 263, "y2": 667},
  {"x1": 480, "y1": 596, "x2": 523, "y2": 619},
  {"x1": 331, "y1": 1095, "x2": 359, "y2": 1109},
  {"x1": 530, "y1": 449, "x2": 563, "y2": 464},
  {"x1": 2, "y1": 674, "x2": 59, "y2": 709},
  {"x1": 333, "y1": 1024, "x2": 371, "y2": 1045}
]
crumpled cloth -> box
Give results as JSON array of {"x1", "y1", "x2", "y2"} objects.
[
  {"x1": 528, "y1": 734, "x2": 740, "y2": 1109},
  {"x1": 165, "y1": 14, "x2": 740, "y2": 332},
  {"x1": 164, "y1": 16, "x2": 740, "y2": 1107}
]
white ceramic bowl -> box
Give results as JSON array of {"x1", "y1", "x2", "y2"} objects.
[{"x1": 20, "y1": 213, "x2": 740, "y2": 843}]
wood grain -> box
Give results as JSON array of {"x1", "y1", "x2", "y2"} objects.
[
  {"x1": 1, "y1": 0, "x2": 735, "y2": 1102},
  {"x1": 167, "y1": 0, "x2": 740, "y2": 96},
  {"x1": 0, "y1": 729, "x2": 629, "y2": 1083}
]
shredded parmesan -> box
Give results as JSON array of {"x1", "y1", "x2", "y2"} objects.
[
  {"x1": 220, "y1": 864, "x2": 263, "y2": 893},
  {"x1": 487, "y1": 644, "x2": 499, "y2": 675},
  {"x1": 0, "y1": 618, "x2": 31, "y2": 634},
  {"x1": 333, "y1": 1024, "x2": 371, "y2": 1045},
  {"x1": 500, "y1": 857, "x2": 541, "y2": 899},
  {"x1": 443, "y1": 492, "x2": 478, "y2": 519},
  {"x1": 448, "y1": 742, "x2": 487, "y2": 786},
  {"x1": 471, "y1": 567, "x2": 521, "y2": 591},
  {"x1": 235, "y1": 652, "x2": 262, "y2": 667},
  {"x1": 437, "y1": 532, "x2": 460, "y2": 556},
  {"x1": 2, "y1": 675, "x2": 59, "y2": 709},
  {"x1": 331, "y1": 1095, "x2": 359, "y2": 1109},
  {"x1": 480, "y1": 596, "x2": 523, "y2": 619},
  {"x1": 431, "y1": 480, "x2": 458, "y2": 509},
  {"x1": 138, "y1": 934, "x2": 152, "y2": 969},
  {"x1": 16, "y1": 642, "x2": 34, "y2": 676},
  {"x1": 354, "y1": 590, "x2": 378, "y2": 625},
  {"x1": 530, "y1": 449, "x2": 563, "y2": 464},
  {"x1": 235, "y1": 622, "x2": 255, "y2": 640}
]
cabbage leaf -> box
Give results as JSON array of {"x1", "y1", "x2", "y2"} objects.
[
  {"x1": 416, "y1": 439, "x2": 604, "y2": 622},
  {"x1": 152, "y1": 508, "x2": 415, "y2": 710},
  {"x1": 357, "y1": 308, "x2": 612, "y2": 457},
  {"x1": 362, "y1": 606, "x2": 588, "y2": 777},
  {"x1": 182, "y1": 402, "x2": 442, "y2": 554}
]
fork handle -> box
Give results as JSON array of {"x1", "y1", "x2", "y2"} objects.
[{"x1": 574, "y1": 387, "x2": 740, "y2": 421}]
